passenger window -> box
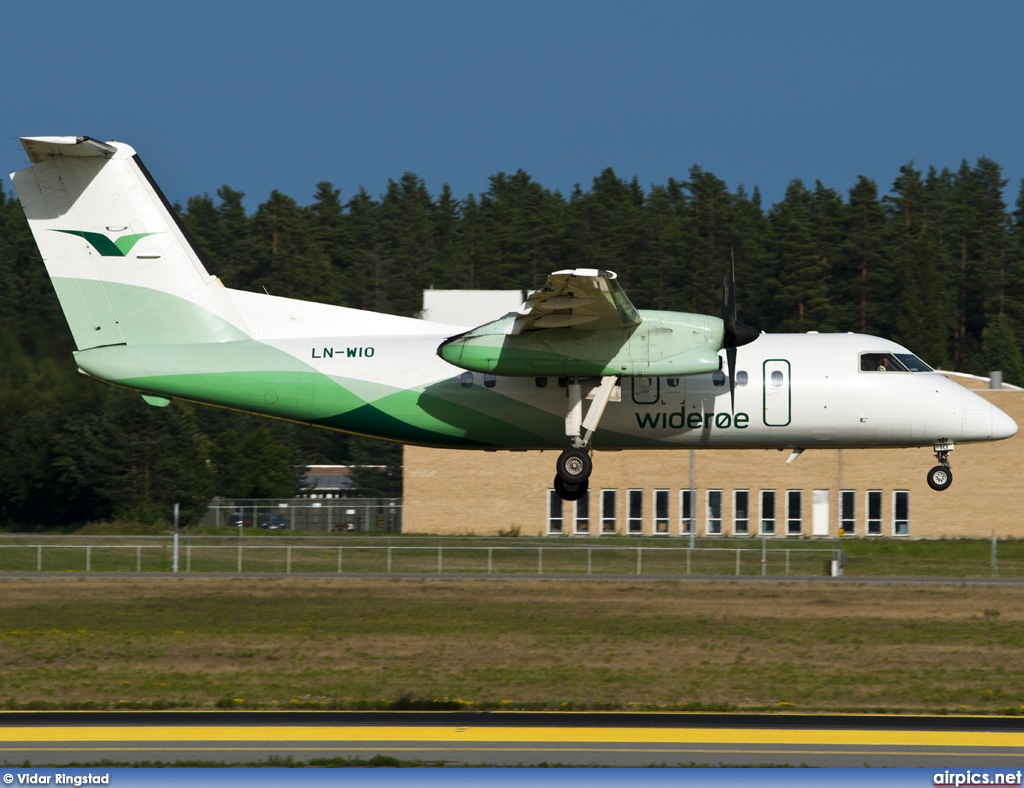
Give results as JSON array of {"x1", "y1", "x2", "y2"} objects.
[
  {"x1": 460, "y1": 371, "x2": 474, "y2": 388},
  {"x1": 666, "y1": 377, "x2": 680, "y2": 388},
  {"x1": 484, "y1": 374, "x2": 497, "y2": 389},
  {"x1": 712, "y1": 370, "x2": 726, "y2": 387},
  {"x1": 736, "y1": 371, "x2": 748, "y2": 386},
  {"x1": 770, "y1": 371, "x2": 783, "y2": 387}
]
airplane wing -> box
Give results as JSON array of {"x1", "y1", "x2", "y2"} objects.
[
  {"x1": 510, "y1": 269, "x2": 642, "y2": 335},
  {"x1": 438, "y1": 268, "x2": 725, "y2": 378}
]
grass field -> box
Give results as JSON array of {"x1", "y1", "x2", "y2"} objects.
[{"x1": 0, "y1": 575, "x2": 1022, "y2": 715}]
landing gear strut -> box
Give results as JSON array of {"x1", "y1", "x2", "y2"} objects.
[
  {"x1": 927, "y1": 443, "x2": 954, "y2": 491},
  {"x1": 553, "y1": 376, "x2": 618, "y2": 501}
]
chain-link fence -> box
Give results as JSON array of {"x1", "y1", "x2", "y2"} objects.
[{"x1": 203, "y1": 497, "x2": 402, "y2": 533}]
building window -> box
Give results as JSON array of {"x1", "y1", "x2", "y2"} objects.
[
  {"x1": 840, "y1": 490, "x2": 855, "y2": 535},
  {"x1": 733, "y1": 490, "x2": 750, "y2": 535},
  {"x1": 866, "y1": 490, "x2": 882, "y2": 535},
  {"x1": 893, "y1": 491, "x2": 909, "y2": 536},
  {"x1": 760, "y1": 490, "x2": 776, "y2": 535},
  {"x1": 574, "y1": 490, "x2": 590, "y2": 534},
  {"x1": 547, "y1": 490, "x2": 563, "y2": 534},
  {"x1": 601, "y1": 490, "x2": 617, "y2": 534},
  {"x1": 627, "y1": 489, "x2": 643, "y2": 535},
  {"x1": 786, "y1": 490, "x2": 802, "y2": 535},
  {"x1": 706, "y1": 489, "x2": 723, "y2": 535},
  {"x1": 680, "y1": 489, "x2": 694, "y2": 534},
  {"x1": 654, "y1": 489, "x2": 670, "y2": 534}
]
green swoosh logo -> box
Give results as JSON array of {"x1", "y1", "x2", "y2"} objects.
[{"x1": 53, "y1": 230, "x2": 161, "y2": 257}]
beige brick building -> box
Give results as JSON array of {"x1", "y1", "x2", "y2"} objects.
[{"x1": 404, "y1": 377, "x2": 1023, "y2": 539}]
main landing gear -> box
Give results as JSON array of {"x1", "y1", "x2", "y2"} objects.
[
  {"x1": 553, "y1": 376, "x2": 618, "y2": 501},
  {"x1": 926, "y1": 442, "x2": 954, "y2": 491}
]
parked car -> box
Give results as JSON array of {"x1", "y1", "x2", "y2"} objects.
[
  {"x1": 227, "y1": 513, "x2": 251, "y2": 527},
  {"x1": 259, "y1": 514, "x2": 287, "y2": 530}
]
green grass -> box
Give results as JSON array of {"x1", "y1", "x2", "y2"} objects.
[{"x1": 1, "y1": 577, "x2": 1024, "y2": 715}]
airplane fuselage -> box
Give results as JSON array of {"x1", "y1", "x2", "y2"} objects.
[{"x1": 71, "y1": 306, "x2": 1014, "y2": 452}]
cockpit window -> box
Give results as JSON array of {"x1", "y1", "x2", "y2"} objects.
[
  {"x1": 894, "y1": 353, "x2": 933, "y2": 372},
  {"x1": 859, "y1": 352, "x2": 933, "y2": 372}
]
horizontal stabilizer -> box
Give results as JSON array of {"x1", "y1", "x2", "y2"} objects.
[{"x1": 20, "y1": 136, "x2": 120, "y2": 164}]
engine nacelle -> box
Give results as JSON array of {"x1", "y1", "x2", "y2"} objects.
[{"x1": 438, "y1": 310, "x2": 725, "y2": 377}]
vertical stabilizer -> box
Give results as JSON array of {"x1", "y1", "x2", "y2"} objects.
[{"x1": 10, "y1": 136, "x2": 249, "y2": 350}]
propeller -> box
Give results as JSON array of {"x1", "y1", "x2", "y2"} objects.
[{"x1": 721, "y1": 253, "x2": 759, "y2": 414}]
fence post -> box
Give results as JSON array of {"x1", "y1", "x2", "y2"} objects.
[
  {"x1": 137, "y1": 545, "x2": 141, "y2": 573},
  {"x1": 387, "y1": 544, "x2": 392, "y2": 574},
  {"x1": 338, "y1": 545, "x2": 343, "y2": 574},
  {"x1": 86, "y1": 545, "x2": 91, "y2": 573},
  {"x1": 287, "y1": 545, "x2": 292, "y2": 574},
  {"x1": 686, "y1": 547, "x2": 691, "y2": 576},
  {"x1": 785, "y1": 549, "x2": 790, "y2": 576},
  {"x1": 37, "y1": 545, "x2": 42, "y2": 572},
  {"x1": 735, "y1": 548, "x2": 740, "y2": 576},
  {"x1": 438, "y1": 542, "x2": 442, "y2": 574},
  {"x1": 538, "y1": 546, "x2": 543, "y2": 575},
  {"x1": 588, "y1": 546, "x2": 592, "y2": 575},
  {"x1": 187, "y1": 544, "x2": 192, "y2": 573},
  {"x1": 237, "y1": 543, "x2": 242, "y2": 573},
  {"x1": 637, "y1": 544, "x2": 642, "y2": 576},
  {"x1": 992, "y1": 530, "x2": 998, "y2": 577},
  {"x1": 761, "y1": 536, "x2": 767, "y2": 576}
]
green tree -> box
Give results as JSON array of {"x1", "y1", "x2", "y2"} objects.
[
  {"x1": 974, "y1": 315, "x2": 1024, "y2": 385},
  {"x1": 767, "y1": 180, "x2": 834, "y2": 331},
  {"x1": 211, "y1": 426, "x2": 300, "y2": 499}
]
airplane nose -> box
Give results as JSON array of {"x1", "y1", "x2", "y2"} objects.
[{"x1": 991, "y1": 401, "x2": 1018, "y2": 440}]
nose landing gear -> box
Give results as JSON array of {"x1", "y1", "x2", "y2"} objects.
[{"x1": 927, "y1": 443, "x2": 954, "y2": 491}]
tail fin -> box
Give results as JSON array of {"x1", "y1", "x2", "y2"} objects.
[{"x1": 10, "y1": 136, "x2": 249, "y2": 350}]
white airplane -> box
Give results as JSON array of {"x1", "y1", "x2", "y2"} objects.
[{"x1": 9, "y1": 136, "x2": 1018, "y2": 501}]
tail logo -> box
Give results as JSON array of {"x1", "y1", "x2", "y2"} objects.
[{"x1": 52, "y1": 229, "x2": 162, "y2": 257}]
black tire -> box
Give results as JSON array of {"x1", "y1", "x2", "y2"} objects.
[
  {"x1": 553, "y1": 475, "x2": 589, "y2": 502},
  {"x1": 927, "y1": 465, "x2": 953, "y2": 491},
  {"x1": 556, "y1": 448, "x2": 592, "y2": 484}
]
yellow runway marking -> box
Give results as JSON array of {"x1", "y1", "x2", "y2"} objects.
[
  {"x1": 0, "y1": 746, "x2": 1023, "y2": 758},
  {"x1": 0, "y1": 726, "x2": 1023, "y2": 748}
]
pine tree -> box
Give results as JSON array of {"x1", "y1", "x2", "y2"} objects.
[
  {"x1": 835, "y1": 176, "x2": 890, "y2": 334},
  {"x1": 768, "y1": 180, "x2": 834, "y2": 332}
]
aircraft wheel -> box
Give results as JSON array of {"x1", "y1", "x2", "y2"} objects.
[
  {"x1": 927, "y1": 465, "x2": 953, "y2": 491},
  {"x1": 554, "y1": 475, "x2": 589, "y2": 502},
  {"x1": 556, "y1": 448, "x2": 592, "y2": 484}
]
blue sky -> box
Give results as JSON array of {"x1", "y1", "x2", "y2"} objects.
[{"x1": 4, "y1": 1, "x2": 1024, "y2": 212}]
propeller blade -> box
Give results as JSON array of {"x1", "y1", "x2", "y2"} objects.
[
  {"x1": 727, "y1": 345, "x2": 737, "y2": 415},
  {"x1": 721, "y1": 252, "x2": 758, "y2": 414}
]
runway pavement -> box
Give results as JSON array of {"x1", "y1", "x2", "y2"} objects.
[{"x1": 2, "y1": 712, "x2": 1024, "y2": 767}]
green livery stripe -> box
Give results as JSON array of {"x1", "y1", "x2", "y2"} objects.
[
  {"x1": 53, "y1": 230, "x2": 160, "y2": 257},
  {"x1": 52, "y1": 278, "x2": 249, "y2": 345}
]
